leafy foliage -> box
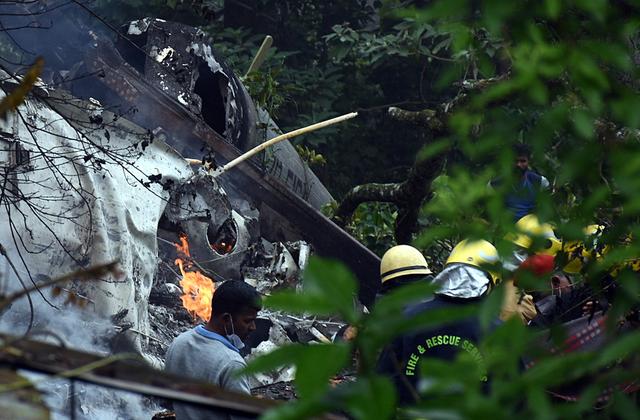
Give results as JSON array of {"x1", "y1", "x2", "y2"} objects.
[
  {"x1": 242, "y1": 0, "x2": 640, "y2": 418},
  {"x1": 294, "y1": 144, "x2": 326, "y2": 167},
  {"x1": 324, "y1": 201, "x2": 397, "y2": 256}
]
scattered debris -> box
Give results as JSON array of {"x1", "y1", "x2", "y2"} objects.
[{"x1": 251, "y1": 381, "x2": 297, "y2": 401}]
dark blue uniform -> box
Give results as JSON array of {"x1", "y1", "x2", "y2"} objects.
[{"x1": 376, "y1": 295, "x2": 486, "y2": 404}]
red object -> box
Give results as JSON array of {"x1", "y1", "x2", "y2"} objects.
[{"x1": 519, "y1": 254, "x2": 555, "y2": 276}]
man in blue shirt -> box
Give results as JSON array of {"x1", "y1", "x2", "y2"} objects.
[
  {"x1": 165, "y1": 280, "x2": 261, "y2": 420},
  {"x1": 491, "y1": 144, "x2": 550, "y2": 221}
]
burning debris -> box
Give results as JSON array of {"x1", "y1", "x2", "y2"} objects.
[{"x1": 174, "y1": 234, "x2": 215, "y2": 323}]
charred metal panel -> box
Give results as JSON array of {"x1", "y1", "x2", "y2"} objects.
[
  {"x1": 77, "y1": 24, "x2": 381, "y2": 304},
  {"x1": 121, "y1": 19, "x2": 252, "y2": 150},
  {"x1": 190, "y1": 122, "x2": 381, "y2": 306}
]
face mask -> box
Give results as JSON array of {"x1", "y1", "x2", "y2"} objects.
[{"x1": 223, "y1": 315, "x2": 245, "y2": 350}]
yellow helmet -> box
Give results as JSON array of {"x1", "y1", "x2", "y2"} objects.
[
  {"x1": 562, "y1": 224, "x2": 606, "y2": 274},
  {"x1": 446, "y1": 239, "x2": 501, "y2": 285},
  {"x1": 509, "y1": 214, "x2": 562, "y2": 256},
  {"x1": 380, "y1": 245, "x2": 432, "y2": 284}
]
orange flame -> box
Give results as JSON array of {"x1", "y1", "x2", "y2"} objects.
[{"x1": 174, "y1": 234, "x2": 215, "y2": 322}]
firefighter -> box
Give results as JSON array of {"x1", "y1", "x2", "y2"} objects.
[
  {"x1": 379, "y1": 245, "x2": 434, "y2": 296},
  {"x1": 338, "y1": 245, "x2": 433, "y2": 343},
  {"x1": 377, "y1": 239, "x2": 500, "y2": 404},
  {"x1": 508, "y1": 214, "x2": 562, "y2": 262},
  {"x1": 501, "y1": 214, "x2": 562, "y2": 324},
  {"x1": 531, "y1": 224, "x2": 609, "y2": 327}
]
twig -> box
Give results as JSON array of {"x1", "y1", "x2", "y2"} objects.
[
  {"x1": 0, "y1": 261, "x2": 120, "y2": 312},
  {"x1": 127, "y1": 328, "x2": 166, "y2": 345}
]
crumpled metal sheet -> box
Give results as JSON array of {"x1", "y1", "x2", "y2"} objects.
[
  {"x1": 0, "y1": 81, "x2": 193, "y2": 355},
  {"x1": 432, "y1": 263, "x2": 490, "y2": 298},
  {"x1": 127, "y1": 18, "x2": 153, "y2": 36},
  {"x1": 164, "y1": 171, "x2": 231, "y2": 231},
  {"x1": 125, "y1": 18, "x2": 250, "y2": 149},
  {"x1": 242, "y1": 241, "x2": 314, "y2": 295},
  {"x1": 164, "y1": 171, "x2": 256, "y2": 280},
  {"x1": 270, "y1": 243, "x2": 298, "y2": 280}
]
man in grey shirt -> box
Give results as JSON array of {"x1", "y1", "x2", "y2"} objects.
[{"x1": 165, "y1": 280, "x2": 261, "y2": 419}]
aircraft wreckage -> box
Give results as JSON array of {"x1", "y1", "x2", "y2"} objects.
[
  {"x1": 0, "y1": 10, "x2": 379, "y2": 363},
  {"x1": 0, "y1": 6, "x2": 380, "y2": 414}
]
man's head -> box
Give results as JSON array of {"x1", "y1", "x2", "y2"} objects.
[
  {"x1": 445, "y1": 239, "x2": 501, "y2": 288},
  {"x1": 514, "y1": 143, "x2": 531, "y2": 173},
  {"x1": 209, "y1": 280, "x2": 261, "y2": 340},
  {"x1": 550, "y1": 272, "x2": 572, "y2": 297}
]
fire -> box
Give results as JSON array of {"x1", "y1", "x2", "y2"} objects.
[
  {"x1": 174, "y1": 234, "x2": 215, "y2": 322},
  {"x1": 211, "y1": 241, "x2": 234, "y2": 254}
]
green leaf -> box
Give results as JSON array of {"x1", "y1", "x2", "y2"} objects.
[
  {"x1": 241, "y1": 345, "x2": 302, "y2": 376},
  {"x1": 295, "y1": 344, "x2": 351, "y2": 398},
  {"x1": 572, "y1": 109, "x2": 594, "y2": 139},
  {"x1": 261, "y1": 398, "x2": 329, "y2": 420},
  {"x1": 371, "y1": 281, "x2": 436, "y2": 318},
  {"x1": 544, "y1": 0, "x2": 562, "y2": 19},
  {"x1": 265, "y1": 291, "x2": 344, "y2": 315},
  {"x1": 596, "y1": 331, "x2": 640, "y2": 366},
  {"x1": 478, "y1": 282, "x2": 504, "y2": 331},
  {"x1": 611, "y1": 391, "x2": 640, "y2": 420},
  {"x1": 333, "y1": 375, "x2": 397, "y2": 420},
  {"x1": 575, "y1": 0, "x2": 607, "y2": 19}
]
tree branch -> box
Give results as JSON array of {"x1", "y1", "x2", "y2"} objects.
[
  {"x1": 333, "y1": 182, "x2": 403, "y2": 226},
  {"x1": 333, "y1": 76, "x2": 509, "y2": 242}
]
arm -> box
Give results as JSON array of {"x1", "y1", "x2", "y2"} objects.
[{"x1": 219, "y1": 359, "x2": 251, "y2": 394}]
